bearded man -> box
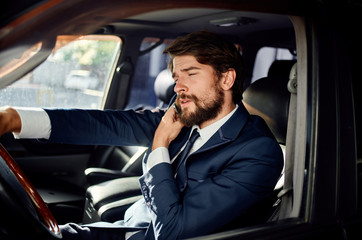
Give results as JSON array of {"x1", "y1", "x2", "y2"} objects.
[{"x1": 0, "y1": 31, "x2": 283, "y2": 240}]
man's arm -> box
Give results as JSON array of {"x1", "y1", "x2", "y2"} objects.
[
  {"x1": 0, "y1": 107, "x2": 21, "y2": 136},
  {"x1": 43, "y1": 108, "x2": 165, "y2": 146},
  {"x1": 1, "y1": 106, "x2": 166, "y2": 147}
]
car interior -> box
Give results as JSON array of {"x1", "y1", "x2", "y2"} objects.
[{"x1": 3, "y1": 1, "x2": 335, "y2": 239}]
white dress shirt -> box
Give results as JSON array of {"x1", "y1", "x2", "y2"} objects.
[{"x1": 14, "y1": 107, "x2": 51, "y2": 139}]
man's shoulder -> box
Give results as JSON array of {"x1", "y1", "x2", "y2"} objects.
[{"x1": 244, "y1": 114, "x2": 276, "y2": 140}]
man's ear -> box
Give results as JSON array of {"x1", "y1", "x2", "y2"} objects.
[{"x1": 220, "y1": 68, "x2": 236, "y2": 91}]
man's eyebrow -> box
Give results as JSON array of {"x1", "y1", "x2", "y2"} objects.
[
  {"x1": 182, "y1": 66, "x2": 201, "y2": 72},
  {"x1": 172, "y1": 66, "x2": 201, "y2": 78}
]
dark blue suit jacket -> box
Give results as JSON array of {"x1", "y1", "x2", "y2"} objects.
[{"x1": 45, "y1": 103, "x2": 283, "y2": 240}]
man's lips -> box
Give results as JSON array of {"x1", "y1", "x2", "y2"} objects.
[{"x1": 179, "y1": 98, "x2": 192, "y2": 107}]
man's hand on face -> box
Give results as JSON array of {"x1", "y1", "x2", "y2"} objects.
[
  {"x1": 0, "y1": 107, "x2": 21, "y2": 136},
  {"x1": 152, "y1": 105, "x2": 184, "y2": 151}
]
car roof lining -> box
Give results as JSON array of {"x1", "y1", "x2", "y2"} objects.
[{"x1": 110, "y1": 8, "x2": 294, "y2": 39}]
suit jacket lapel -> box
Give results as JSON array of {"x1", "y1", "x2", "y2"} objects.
[{"x1": 196, "y1": 103, "x2": 250, "y2": 154}]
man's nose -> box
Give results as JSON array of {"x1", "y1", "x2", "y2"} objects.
[{"x1": 174, "y1": 77, "x2": 188, "y2": 93}]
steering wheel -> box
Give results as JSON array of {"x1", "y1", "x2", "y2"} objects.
[{"x1": 0, "y1": 143, "x2": 61, "y2": 239}]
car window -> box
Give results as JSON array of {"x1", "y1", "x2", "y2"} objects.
[
  {"x1": 252, "y1": 46, "x2": 296, "y2": 82},
  {"x1": 126, "y1": 37, "x2": 171, "y2": 110},
  {"x1": 0, "y1": 35, "x2": 121, "y2": 109}
]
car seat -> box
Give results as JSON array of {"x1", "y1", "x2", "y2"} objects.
[
  {"x1": 82, "y1": 60, "x2": 296, "y2": 225},
  {"x1": 153, "y1": 69, "x2": 175, "y2": 108},
  {"x1": 228, "y1": 59, "x2": 296, "y2": 228},
  {"x1": 243, "y1": 59, "x2": 296, "y2": 145}
]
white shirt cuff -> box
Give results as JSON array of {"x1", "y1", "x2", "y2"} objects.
[
  {"x1": 13, "y1": 108, "x2": 51, "y2": 139},
  {"x1": 146, "y1": 147, "x2": 171, "y2": 171}
]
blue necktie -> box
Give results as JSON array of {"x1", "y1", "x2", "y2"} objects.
[{"x1": 173, "y1": 128, "x2": 200, "y2": 191}]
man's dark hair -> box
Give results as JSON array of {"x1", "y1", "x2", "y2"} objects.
[{"x1": 163, "y1": 30, "x2": 244, "y2": 103}]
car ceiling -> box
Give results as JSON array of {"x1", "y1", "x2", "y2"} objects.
[
  {"x1": 0, "y1": 1, "x2": 297, "y2": 88},
  {"x1": 1, "y1": 1, "x2": 297, "y2": 49},
  {"x1": 117, "y1": 8, "x2": 292, "y2": 34},
  {"x1": 102, "y1": 8, "x2": 294, "y2": 48}
]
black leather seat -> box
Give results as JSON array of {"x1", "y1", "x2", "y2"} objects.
[
  {"x1": 83, "y1": 176, "x2": 142, "y2": 223},
  {"x1": 243, "y1": 59, "x2": 296, "y2": 145},
  {"x1": 85, "y1": 146, "x2": 144, "y2": 185}
]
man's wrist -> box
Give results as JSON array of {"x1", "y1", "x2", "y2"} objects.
[
  {"x1": 0, "y1": 107, "x2": 21, "y2": 134},
  {"x1": 151, "y1": 133, "x2": 170, "y2": 151}
]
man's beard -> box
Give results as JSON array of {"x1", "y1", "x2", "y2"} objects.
[{"x1": 175, "y1": 86, "x2": 224, "y2": 127}]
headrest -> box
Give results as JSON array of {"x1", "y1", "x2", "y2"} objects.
[
  {"x1": 268, "y1": 60, "x2": 296, "y2": 78},
  {"x1": 243, "y1": 60, "x2": 296, "y2": 144},
  {"x1": 154, "y1": 69, "x2": 175, "y2": 104}
]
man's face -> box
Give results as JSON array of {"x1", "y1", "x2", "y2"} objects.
[{"x1": 172, "y1": 55, "x2": 224, "y2": 127}]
